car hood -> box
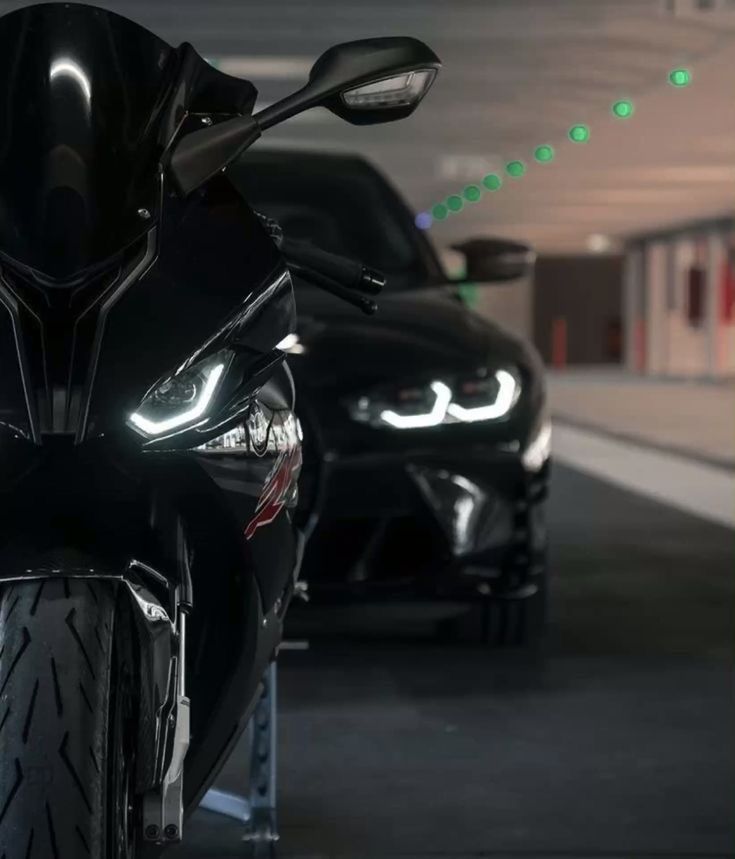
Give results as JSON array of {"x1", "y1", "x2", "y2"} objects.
[{"x1": 290, "y1": 286, "x2": 538, "y2": 392}]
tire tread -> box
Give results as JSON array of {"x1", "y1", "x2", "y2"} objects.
[{"x1": 0, "y1": 579, "x2": 116, "y2": 858}]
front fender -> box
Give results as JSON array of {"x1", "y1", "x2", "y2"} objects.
[{"x1": 0, "y1": 559, "x2": 179, "y2": 789}]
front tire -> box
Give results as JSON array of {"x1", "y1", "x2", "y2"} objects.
[{"x1": 0, "y1": 577, "x2": 135, "y2": 858}]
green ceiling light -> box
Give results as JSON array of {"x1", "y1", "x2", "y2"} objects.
[
  {"x1": 669, "y1": 68, "x2": 692, "y2": 87},
  {"x1": 446, "y1": 194, "x2": 464, "y2": 212},
  {"x1": 432, "y1": 202, "x2": 448, "y2": 220},
  {"x1": 534, "y1": 144, "x2": 555, "y2": 163},
  {"x1": 463, "y1": 184, "x2": 482, "y2": 203},
  {"x1": 506, "y1": 160, "x2": 526, "y2": 178},
  {"x1": 568, "y1": 124, "x2": 590, "y2": 143},
  {"x1": 482, "y1": 173, "x2": 502, "y2": 191},
  {"x1": 612, "y1": 99, "x2": 634, "y2": 118}
]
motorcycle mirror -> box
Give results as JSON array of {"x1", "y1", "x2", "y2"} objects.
[
  {"x1": 451, "y1": 238, "x2": 537, "y2": 284},
  {"x1": 168, "y1": 38, "x2": 439, "y2": 196},
  {"x1": 168, "y1": 115, "x2": 261, "y2": 197},
  {"x1": 254, "y1": 37, "x2": 441, "y2": 130}
]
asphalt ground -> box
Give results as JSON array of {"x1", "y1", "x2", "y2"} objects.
[{"x1": 174, "y1": 463, "x2": 734, "y2": 858}]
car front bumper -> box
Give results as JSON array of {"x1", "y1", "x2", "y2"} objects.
[{"x1": 299, "y1": 441, "x2": 550, "y2": 603}]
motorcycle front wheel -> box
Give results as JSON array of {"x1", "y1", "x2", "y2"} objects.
[{"x1": 0, "y1": 577, "x2": 138, "y2": 858}]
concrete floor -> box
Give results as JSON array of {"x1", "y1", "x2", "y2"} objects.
[
  {"x1": 173, "y1": 464, "x2": 734, "y2": 858},
  {"x1": 547, "y1": 369, "x2": 735, "y2": 468}
]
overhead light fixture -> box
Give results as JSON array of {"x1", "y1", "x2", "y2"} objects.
[
  {"x1": 568, "y1": 124, "x2": 591, "y2": 143},
  {"x1": 587, "y1": 234, "x2": 613, "y2": 254}
]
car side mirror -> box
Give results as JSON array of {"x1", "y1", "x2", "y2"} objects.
[
  {"x1": 255, "y1": 37, "x2": 440, "y2": 130},
  {"x1": 451, "y1": 237, "x2": 536, "y2": 283}
]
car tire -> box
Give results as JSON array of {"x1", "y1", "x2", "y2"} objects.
[{"x1": 436, "y1": 566, "x2": 549, "y2": 648}]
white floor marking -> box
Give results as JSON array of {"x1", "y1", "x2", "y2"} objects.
[{"x1": 553, "y1": 424, "x2": 735, "y2": 529}]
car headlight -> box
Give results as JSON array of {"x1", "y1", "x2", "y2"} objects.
[
  {"x1": 128, "y1": 350, "x2": 232, "y2": 438},
  {"x1": 347, "y1": 368, "x2": 520, "y2": 430}
]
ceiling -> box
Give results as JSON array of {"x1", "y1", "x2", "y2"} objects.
[{"x1": 1, "y1": 0, "x2": 732, "y2": 254}]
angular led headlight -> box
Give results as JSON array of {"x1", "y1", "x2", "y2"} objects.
[
  {"x1": 128, "y1": 351, "x2": 231, "y2": 438},
  {"x1": 380, "y1": 381, "x2": 452, "y2": 429},
  {"x1": 446, "y1": 369, "x2": 520, "y2": 423},
  {"x1": 347, "y1": 368, "x2": 520, "y2": 430},
  {"x1": 342, "y1": 69, "x2": 437, "y2": 109}
]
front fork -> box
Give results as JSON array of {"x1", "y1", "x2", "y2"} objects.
[
  {"x1": 140, "y1": 593, "x2": 191, "y2": 845},
  {"x1": 0, "y1": 557, "x2": 193, "y2": 847}
]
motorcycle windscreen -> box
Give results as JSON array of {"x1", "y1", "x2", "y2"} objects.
[{"x1": 0, "y1": 5, "x2": 176, "y2": 281}]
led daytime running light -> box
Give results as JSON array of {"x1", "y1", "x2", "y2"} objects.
[
  {"x1": 446, "y1": 369, "x2": 518, "y2": 422},
  {"x1": 129, "y1": 362, "x2": 225, "y2": 436},
  {"x1": 380, "y1": 381, "x2": 452, "y2": 429},
  {"x1": 371, "y1": 370, "x2": 519, "y2": 429}
]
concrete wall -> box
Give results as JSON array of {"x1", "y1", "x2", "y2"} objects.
[
  {"x1": 473, "y1": 275, "x2": 533, "y2": 343},
  {"x1": 533, "y1": 255, "x2": 624, "y2": 365},
  {"x1": 624, "y1": 218, "x2": 734, "y2": 378}
]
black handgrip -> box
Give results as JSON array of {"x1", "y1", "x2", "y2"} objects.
[
  {"x1": 290, "y1": 263, "x2": 378, "y2": 315},
  {"x1": 282, "y1": 239, "x2": 385, "y2": 295}
]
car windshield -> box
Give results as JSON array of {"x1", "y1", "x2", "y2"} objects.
[{"x1": 231, "y1": 151, "x2": 444, "y2": 289}]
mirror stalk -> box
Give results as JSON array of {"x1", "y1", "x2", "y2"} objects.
[{"x1": 167, "y1": 37, "x2": 439, "y2": 196}]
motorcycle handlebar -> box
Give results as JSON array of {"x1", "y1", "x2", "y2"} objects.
[
  {"x1": 255, "y1": 212, "x2": 384, "y2": 313},
  {"x1": 281, "y1": 239, "x2": 386, "y2": 297}
]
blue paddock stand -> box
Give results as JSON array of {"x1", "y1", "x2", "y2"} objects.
[{"x1": 199, "y1": 640, "x2": 309, "y2": 856}]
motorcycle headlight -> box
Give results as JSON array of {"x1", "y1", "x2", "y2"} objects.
[
  {"x1": 128, "y1": 351, "x2": 231, "y2": 438},
  {"x1": 195, "y1": 405, "x2": 303, "y2": 456},
  {"x1": 347, "y1": 368, "x2": 520, "y2": 430}
]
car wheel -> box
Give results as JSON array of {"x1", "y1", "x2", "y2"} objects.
[{"x1": 436, "y1": 557, "x2": 549, "y2": 648}]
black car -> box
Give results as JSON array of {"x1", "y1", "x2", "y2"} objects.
[{"x1": 230, "y1": 150, "x2": 551, "y2": 645}]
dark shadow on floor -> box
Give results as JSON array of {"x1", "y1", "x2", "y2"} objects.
[{"x1": 171, "y1": 465, "x2": 735, "y2": 858}]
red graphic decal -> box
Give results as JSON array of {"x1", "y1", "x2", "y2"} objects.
[{"x1": 244, "y1": 446, "x2": 302, "y2": 540}]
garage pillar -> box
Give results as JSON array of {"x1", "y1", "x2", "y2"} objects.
[{"x1": 623, "y1": 245, "x2": 645, "y2": 372}]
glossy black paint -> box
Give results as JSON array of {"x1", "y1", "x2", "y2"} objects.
[
  {"x1": 231, "y1": 150, "x2": 549, "y2": 605},
  {"x1": 89, "y1": 175, "x2": 293, "y2": 444},
  {"x1": 290, "y1": 288, "x2": 548, "y2": 596},
  {"x1": 0, "y1": 433, "x2": 298, "y2": 810},
  {"x1": 169, "y1": 115, "x2": 261, "y2": 196},
  {"x1": 256, "y1": 37, "x2": 440, "y2": 129},
  {"x1": 0, "y1": 162, "x2": 296, "y2": 446},
  {"x1": 0, "y1": 2, "x2": 302, "y2": 832},
  {"x1": 0, "y1": 4, "x2": 260, "y2": 283},
  {"x1": 0, "y1": 4, "x2": 172, "y2": 280}
]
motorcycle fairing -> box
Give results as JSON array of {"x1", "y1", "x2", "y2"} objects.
[
  {"x1": 0, "y1": 170, "x2": 294, "y2": 444},
  {"x1": 0, "y1": 5, "x2": 280, "y2": 445},
  {"x1": 88, "y1": 176, "x2": 295, "y2": 447},
  {"x1": 0, "y1": 3, "x2": 257, "y2": 283},
  {"x1": 0, "y1": 2, "x2": 301, "y2": 838}
]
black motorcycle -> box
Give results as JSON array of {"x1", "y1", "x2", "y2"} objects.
[{"x1": 0, "y1": 5, "x2": 439, "y2": 856}]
